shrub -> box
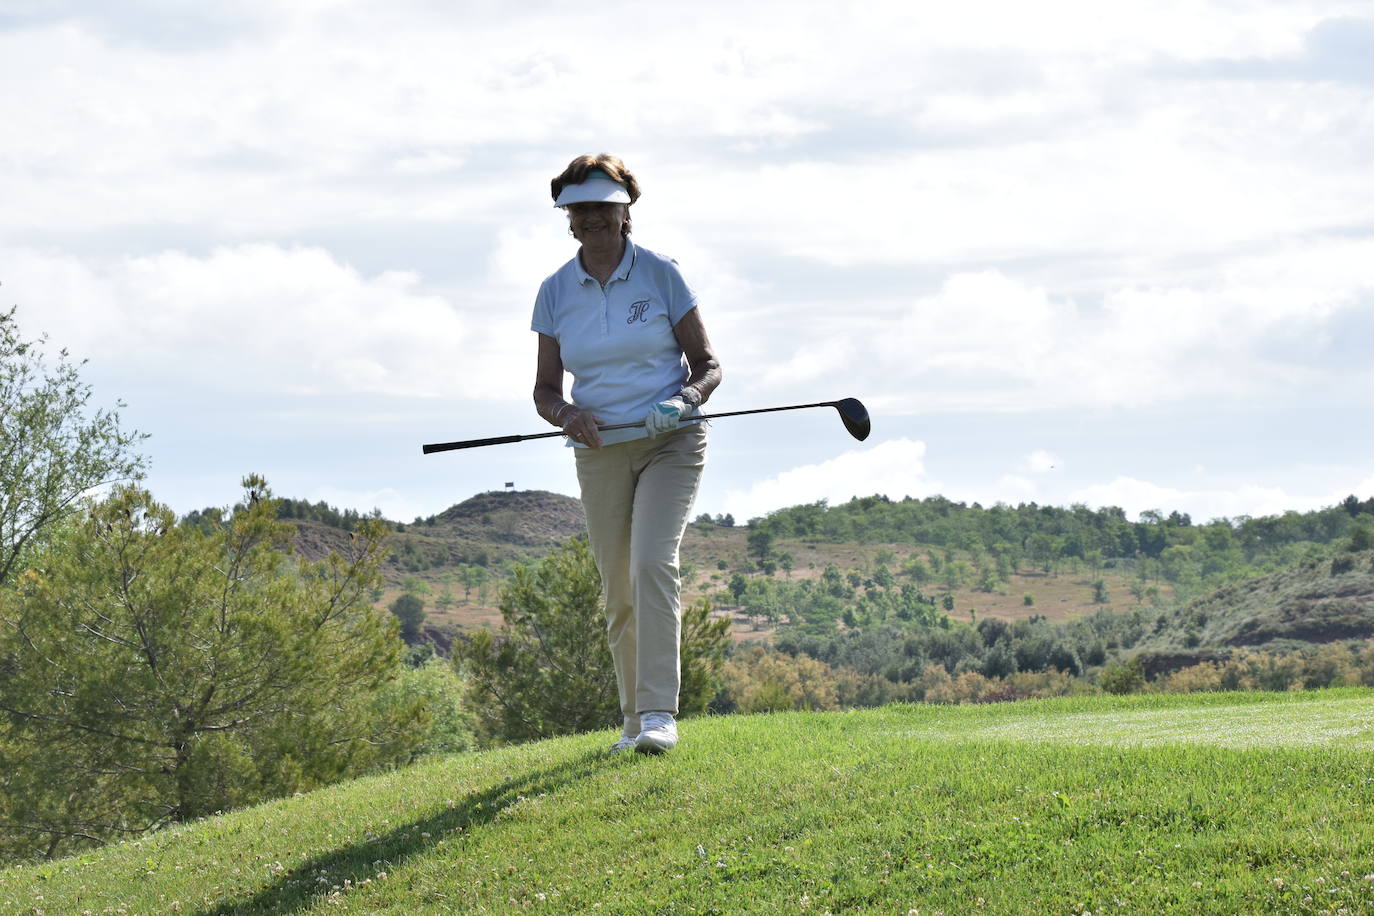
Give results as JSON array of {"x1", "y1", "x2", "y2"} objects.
[
  {"x1": 0, "y1": 479, "x2": 412, "y2": 861},
  {"x1": 924, "y1": 671, "x2": 994, "y2": 704},
  {"x1": 1098, "y1": 657, "x2": 1147, "y2": 695},
  {"x1": 1301, "y1": 643, "x2": 1362, "y2": 689},
  {"x1": 372, "y1": 660, "x2": 475, "y2": 760},
  {"x1": 912, "y1": 664, "x2": 953, "y2": 701},
  {"x1": 1157, "y1": 663, "x2": 1224, "y2": 693},
  {"x1": 718, "y1": 646, "x2": 840, "y2": 713}
]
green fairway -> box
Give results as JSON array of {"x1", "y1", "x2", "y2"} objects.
[
  {"x1": 895, "y1": 689, "x2": 1374, "y2": 749},
  {"x1": 2, "y1": 689, "x2": 1372, "y2": 914}
]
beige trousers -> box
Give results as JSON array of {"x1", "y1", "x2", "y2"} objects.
[{"x1": 575, "y1": 424, "x2": 707, "y2": 722}]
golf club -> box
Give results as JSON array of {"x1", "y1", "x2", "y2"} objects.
[{"x1": 421, "y1": 397, "x2": 870, "y2": 454}]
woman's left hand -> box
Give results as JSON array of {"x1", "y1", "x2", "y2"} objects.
[{"x1": 645, "y1": 398, "x2": 686, "y2": 437}]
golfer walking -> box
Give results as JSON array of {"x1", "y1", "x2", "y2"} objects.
[{"x1": 532, "y1": 154, "x2": 721, "y2": 753}]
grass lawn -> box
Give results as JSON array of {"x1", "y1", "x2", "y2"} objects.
[{"x1": 2, "y1": 689, "x2": 1371, "y2": 914}]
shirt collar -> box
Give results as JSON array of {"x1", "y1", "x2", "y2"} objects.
[{"x1": 576, "y1": 238, "x2": 637, "y2": 285}]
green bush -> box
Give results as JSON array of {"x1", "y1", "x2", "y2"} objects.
[
  {"x1": 1098, "y1": 657, "x2": 1147, "y2": 695},
  {"x1": 0, "y1": 479, "x2": 417, "y2": 861}
]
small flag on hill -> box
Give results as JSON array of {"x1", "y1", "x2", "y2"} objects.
[{"x1": 505, "y1": 481, "x2": 514, "y2": 488}]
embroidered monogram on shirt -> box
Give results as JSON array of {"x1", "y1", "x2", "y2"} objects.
[{"x1": 627, "y1": 299, "x2": 652, "y2": 324}]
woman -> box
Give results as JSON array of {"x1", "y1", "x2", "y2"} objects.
[{"x1": 531, "y1": 154, "x2": 722, "y2": 754}]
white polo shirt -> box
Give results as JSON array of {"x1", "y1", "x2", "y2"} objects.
[{"x1": 532, "y1": 239, "x2": 700, "y2": 446}]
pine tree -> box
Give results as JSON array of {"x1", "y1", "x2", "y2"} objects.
[
  {"x1": 0, "y1": 307, "x2": 145, "y2": 589},
  {"x1": 0, "y1": 478, "x2": 422, "y2": 861},
  {"x1": 390, "y1": 593, "x2": 427, "y2": 642}
]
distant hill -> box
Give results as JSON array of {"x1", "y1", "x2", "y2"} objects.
[
  {"x1": 429, "y1": 489, "x2": 586, "y2": 546},
  {"x1": 1135, "y1": 550, "x2": 1374, "y2": 672},
  {"x1": 280, "y1": 489, "x2": 1374, "y2": 668},
  {"x1": 289, "y1": 489, "x2": 585, "y2": 584}
]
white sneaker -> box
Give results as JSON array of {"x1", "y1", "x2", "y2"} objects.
[
  {"x1": 609, "y1": 715, "x2": 639, "y2": 752},
  {"x1": 635, "y1": 711, "x2": 678, "y2": 754}
]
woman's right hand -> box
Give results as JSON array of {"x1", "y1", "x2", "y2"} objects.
[
  {"x1": 535, "y1": 335, "x2": 601, "y2": 447},
  {"x1": 560, "y1": 405, "x2": 603, "y2": 449}
]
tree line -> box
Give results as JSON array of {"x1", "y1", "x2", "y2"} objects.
[
  {"x1": 180, "y1": 496, "x2": 384, "y2": 534},
  {"x1": 751, "y1": 494, "x2": 1374, "y2": 595},
  {"x1": 713, "y1": 638, "x2": 1374, "y2": 713}
]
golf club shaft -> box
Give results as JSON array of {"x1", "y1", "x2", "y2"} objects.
[{"x1": 421, "y1": 400, "x2": 847, "y2": 454}]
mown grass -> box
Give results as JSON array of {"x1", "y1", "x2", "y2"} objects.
[{"x1": 2, "y1": 689, "x2": 1372, "y2": 914}]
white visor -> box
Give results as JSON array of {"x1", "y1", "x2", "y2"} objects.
[{"x1": 554, "y1": 173, "x2": 632, "y2": 207}]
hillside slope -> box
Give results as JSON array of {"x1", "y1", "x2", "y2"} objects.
[
  {"x1": 291, "y1": 489, "x2": 586, "y2": 584},
  {"x1": 1144, "y1": 550, "x2": 1374, "y2": 652},
  {"x1": 3, "y1": 690, "x2": 1372, "y2": 914},
  {"x1": 291, "y1": 491, "x2": 1374, "y2": 659}
]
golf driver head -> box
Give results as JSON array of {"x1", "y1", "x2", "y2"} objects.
[{"x1": 834, "y1": 398, "x2": 871, "y2": 441}]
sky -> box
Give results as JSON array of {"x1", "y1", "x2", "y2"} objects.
[{"x1": 3, "y1": 0, "x2": 1373, "y2": 526}]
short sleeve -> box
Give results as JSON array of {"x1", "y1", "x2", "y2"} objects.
[
  {"x1": 664, "y1": 259, "x2": 699, "y2": 326},
  {"x1": 531, "y1": 278, "x2": 557, "y2": 337}
]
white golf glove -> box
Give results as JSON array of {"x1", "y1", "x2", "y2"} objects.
[{"x1": 645, "y1": 397, "x2": 687, "y2": 437}]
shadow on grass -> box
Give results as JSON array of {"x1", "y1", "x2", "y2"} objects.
[{"x1": 193, "y1": 749, "x2": 611, "y2": 915}]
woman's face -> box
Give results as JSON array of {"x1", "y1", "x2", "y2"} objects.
[{"x1": 565, "y1": 202, "x2": 627, "y2": 246}]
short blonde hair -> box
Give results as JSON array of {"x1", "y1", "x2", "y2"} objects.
[{"x1": 550, "y1": 153, "x2": 642, "y2": 205}]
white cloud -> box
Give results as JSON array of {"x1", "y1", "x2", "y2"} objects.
[
  {"x1": 755, "y1": 340, "x2": 857, "y2": 391},
  {"x1": 391, "y1": 150, "x2": 466, "y2": 176},
  {"x1": 3, "y1": 0, "x2": 1372, "y2": 523},
  {"x1": 1069, "y1": 476, "x2": 1311, "y2": 523},
  {"x1": 1348, "y1": 476, "x2": 1374, "y2": 500},
  {"x1": 722, "y1": 439, "x2": 938, "y2": 522},
  {"x1": 488, "y1": 222, "x2": 578, "y2": 296},
  {"x1": 990, "y1": 474, "x2": 1041, "y2": 505},
  {"x1": 852, "y1": 236, "x2": 1374, "y2": 413},
  {"x1": 4, "y1": 244, "x2": 525, "y2": 399},
  {"x1": 7, "y1": 1, "x2": 1369, "y2": 259}
]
